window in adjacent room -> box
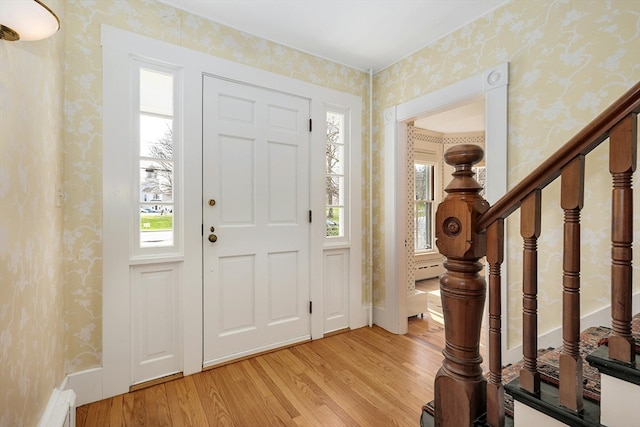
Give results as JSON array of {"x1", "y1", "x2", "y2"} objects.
[{"x1": 414, "y1": 158, "x2": 436, "y2": 252}]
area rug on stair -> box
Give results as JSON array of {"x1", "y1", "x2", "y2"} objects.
[
  {"x1": 421, "y1": 312, "x2": 640, "y2": 420},
  {"x1": 500, "y1": 313, "x2": 640, "y2": 417}
]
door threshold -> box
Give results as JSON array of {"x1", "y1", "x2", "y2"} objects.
[
  {"x1": 203, "y1": 339, "x2": 312, "y2": 371},
  {"x1": 323, "y1": 328, "x2": 351, "y2": 338},
  {"x1": 129, "y1": 372, "x2": 184, "y2": 392}
]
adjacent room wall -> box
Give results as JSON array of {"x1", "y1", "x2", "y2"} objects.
[
  {"x1": 373, "y1": 0, "x2": 640, "y2": 347},
  {"x1": 0, "y1": 2, "x2": 66, "y2": 426}
]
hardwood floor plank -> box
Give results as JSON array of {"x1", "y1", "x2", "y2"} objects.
[
  {"x1": 76, "y1": 403, "x2": 89, "y2": 426},
  {"x1": 247, "y1": 357, "x2": 301, "y2": 420},
  {"x1": 77, "y1": 323, "x2": 455, "y2": 426},
  {"x1": 192, "y1": 370, "x2": 237, "y2": 427},
  {"x1": 132, "y1": 390, "x2": 148, "y2": 426},
  {"x1": 286, "y1": 345, "x2": 397, "y2": 426},
  {"x1": 85, "y1": 397, "x2": 112, "y2": 427},
  {"x1": 270, "y1": 350, "x2": 363, "y2": 426},
  {"x1": 107, "y1": 395, "x2": 123, "y2": 427},
  {"x1": 254, "y1": 353, "x2": 327, "y2": 425},
  {"x1": 303, "y1": 336, "x2": 422, "y2": 426},
  {"x1": 144, "y1": 384, "x2": 172, "y2": 427},
  {"x1": 215, "y1": 362, "x2": 296, "y2": 426},
  {"x1": 164, "y1": 376, "x2": 209, "y2": 426},
  {"x1": 120, "y1": 392, "x2": 136, "y2": 426}
]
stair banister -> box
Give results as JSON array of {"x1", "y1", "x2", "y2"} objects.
[
  {"x1": 477, "y1": 81, "x2": 640, "y2": 230},
  {"x1": 434, "y1": 81, "x2": 639, "y2": 427},
  {"x1": 433, "y1": 144, "x2": 489, "y2": 427}
]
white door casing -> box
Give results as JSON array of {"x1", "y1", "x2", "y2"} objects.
[
  {"x1": 202, "y1": 77, "x2": 311, "y2": 366},
  {"x1": 377, "y1": 63, "x2": 509, "y2": 346},
  {"x1": 99, "y1": 26, "x2": 364, "y2": 403}
]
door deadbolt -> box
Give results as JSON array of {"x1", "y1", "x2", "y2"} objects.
[{"x1": 208, "y1": 199, "x2": 216, "y2": 206}]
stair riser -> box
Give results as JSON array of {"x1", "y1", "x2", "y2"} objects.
[
  {"x1": 600, "y1": 374, "x2": 640, "y2": 427},
  {"x1": 514, "y1": 402, "x2": 569, "y2": 427}
]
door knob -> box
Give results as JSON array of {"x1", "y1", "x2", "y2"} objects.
[{"x1": 208, "y1": 234, "x2": 218, "y2": 243}]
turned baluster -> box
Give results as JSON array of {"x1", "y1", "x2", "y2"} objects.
[
  {"x1": 434, "y1": 144, "x2": 489, "y2": 427},
  {"x1": 486, "y1": 219, "x2": 505, "y2": 427},
  {"x1": 559, "y1": 156, "x2": 585, "y2": 412},
  {"x1": 519, "y1": 190, "x2": 541, "y2": 395},
  {"x1": 608, "y1": 113, "x2": 637, "y2": 364}
]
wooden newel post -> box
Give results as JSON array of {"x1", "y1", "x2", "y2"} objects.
[{"x1": 434, "y1": 144, "x2": 490, "y2": 427}]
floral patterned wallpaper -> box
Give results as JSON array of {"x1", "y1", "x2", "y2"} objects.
[
  {"x1": 374, "y1": 0, "x2": 640, "y2": 346},
  {"x1": 62, "y1": 0, "x2": 371, "y2": 374},
  {"x1": 3, "y1": 1, "x2": 639, "y2": 423},
  {"x1": 0, "y1": 1, "x2": 66, "y2": 425}
]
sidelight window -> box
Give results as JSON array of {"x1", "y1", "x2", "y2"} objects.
[
  {"x1": 326, "y1": 109, "x2": 348, "y2": 238},
  {"x1": 136, "y1": 65, "x2": 178, "y2": 250}
]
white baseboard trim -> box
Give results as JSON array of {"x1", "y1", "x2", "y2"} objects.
[
  {"x1": 38, "y1": 377, "x2": 76, "y2": 427},
  {"x1": 373, "y1": 305, "x2": 399, "y2": 334},
  {"x1": 350, "y1": 304, "x2": 369, "y2": 331},
  {"x1": 505, "y1": 291, "x2": 640, "y2": 365},
  {"x1": 66, "y1": 367, "x2": 103, "y2": 407}
]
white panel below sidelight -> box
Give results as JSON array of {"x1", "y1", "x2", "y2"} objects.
[
  {"x1": 131, "y1": 263, "x2": 182, "y2": 384},
  {"x1": 324, "y1": 249, "x2": 349, "y2": 333}
]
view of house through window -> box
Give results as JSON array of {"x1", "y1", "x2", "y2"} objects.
[
  {"x1": 414, "y1": 161, "x2": 435, "y2": 251},
  {"x1": 139, "y1": 67, "x2": 175, "y2": 248},
  {"x1": 326, "y1": 110, "x2": 346, "y2": 237}
]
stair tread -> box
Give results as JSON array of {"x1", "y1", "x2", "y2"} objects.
[
  {"x1": 419, "y1": 406, "x2": 514, "y2": 427},
  {"x1": 586, "y1": 345, "x2": 640, "y2": 386},
  {"x1": 505, "y1": 377, "x2": 603, "y2": 426},
  {"x1": 420, "y1": 314, "x2": 640, "y2": 425}
]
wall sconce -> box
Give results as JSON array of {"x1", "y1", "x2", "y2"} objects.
[{"x1": 0, "y1": 0, "x2": 60, "y2": 41}]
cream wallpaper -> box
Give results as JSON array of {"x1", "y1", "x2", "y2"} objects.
[
  {"x1": 62, "y1": 0, "x2": 371, "y2": 373},
  {"x1": 374, "y1": 0, "x2": 640, "y2": 347},
  {"x1": 0, "y1": 1, "x2": 66, "y2": 426}
]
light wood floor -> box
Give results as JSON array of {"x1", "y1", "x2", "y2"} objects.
[{"x1": 77, "y1": 283, "x2": 447, "y2": 426}]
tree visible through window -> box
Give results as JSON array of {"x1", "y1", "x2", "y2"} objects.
[
  {"x1": 139, "y1": 67, "x2": 175, "y2": 248},
  {"x1": 326, "y1": 111, "x2": 345, "y2": 237}
]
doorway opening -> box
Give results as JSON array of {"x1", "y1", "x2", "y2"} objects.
[
  {"x1": 377, "y1": 62, "x2": 508, "y2": 362},
  {"x1": 407, "y1": 99, "x2": 488, "y2": 363}
]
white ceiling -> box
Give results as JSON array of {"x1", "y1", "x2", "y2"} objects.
[
  {"x1": 414, "y1": 99, "x2": 485, "y2": 133},
  {"x1": 158, "y1": 0, "x2": 508, "y2": 72}
]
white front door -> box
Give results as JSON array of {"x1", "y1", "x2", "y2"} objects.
[{"x1": 202, "y1": 76, "x2": 311, "y2": 366}]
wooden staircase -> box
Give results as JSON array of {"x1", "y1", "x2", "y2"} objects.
[{"x1": 422, "y1": 81, "x2": 640, "y2": 427}]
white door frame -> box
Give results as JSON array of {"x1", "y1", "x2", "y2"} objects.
[
  {"x1": 98, "y1": 25, "x2": 363, "y2": 403},
  {"x1": 376, "y1": 63, "x2": 509, "y2": 353}
]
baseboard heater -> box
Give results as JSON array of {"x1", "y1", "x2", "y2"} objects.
[
  {"x1": 38, "y1": 388, "x2": 76, "y2": 427},
  {"x1": 415, "y1": 263, "x2": 444, "y2": 281}
]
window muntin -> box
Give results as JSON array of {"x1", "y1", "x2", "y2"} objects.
[
  {"x1": 137, "y1": 66, "x2": 176, "y2": 249},
  {"x1": 414, "y1": 161, "x2": 435, "y2": 252},
  {"x1": 326, "y1": 110, "x2": 347, "y2": 238}
]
